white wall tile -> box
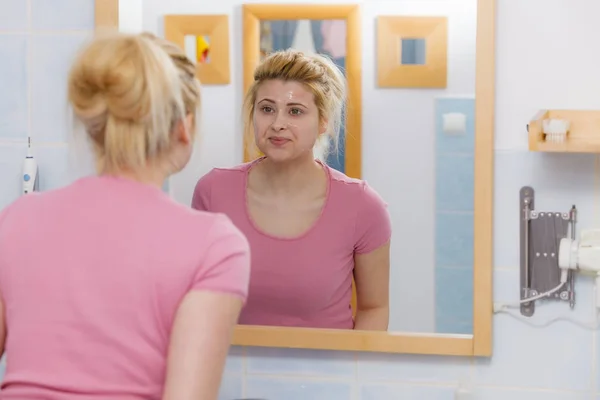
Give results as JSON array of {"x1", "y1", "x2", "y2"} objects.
[
  {"x1": 0, "y1": 0, "x2": 28, "y2": 31},
  {"x1": 31, "y1": 0, "x2": 95, "y2": 31}
]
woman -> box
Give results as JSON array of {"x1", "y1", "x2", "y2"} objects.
[
  {"x1": 0, "y1": 33, "x2": 250, "y2": 399},
  {"x1": 192, "y1": 49, "x2": 391, "y2": 331}
]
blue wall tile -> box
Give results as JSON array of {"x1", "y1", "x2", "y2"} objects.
[
  {"x1": 31, "y1": 0, "x2": 95, "y2": 31},
  {"x1": 361, "y1": 383, "x2": 457, "y2": 399},
  {"x1": 0, "y1": 35, "x2": 28, "y2": 140},
  {"x1": 435, "y1": 97, "x2": 475, "y2": 155},
  {"x1": 474, "y1": 268, "x2": 594, "y2": 391},
  {"x1": 31, "y1": 34, "x2": 89, "y2": 142},
  {"x1": 35, "y1": 145, "x2": 72, "y2": 191},
  {"x1": 0, "y1": 144, "x2": 27, "y2": 208},
  {"x1": 434, "y1": 212, "x2": 474, "y2": 267},
  {"x1": 245, "y1": 376, "x2": 353, "y2": 400},
  {"x1": 435, "y1": 154, "x2": 474, "y2": 211},
  {"x1": 246, "y1": 347, "x2": 355, "y2": 377},
  {"x1": 0, "y1": 0, "x2": 28, "y2": 30},
  {"x1": 218, "y1": 373, "x2": 243, "y2": 400},
  {"x1": 475, "y1": 387, "x2": 590, "y2": 400},
  {"x1": 224, "y1": 346, "x2": 244, "y2": 373}
]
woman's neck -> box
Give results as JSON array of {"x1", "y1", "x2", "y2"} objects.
[
  {"x1": 101, "y1": 166, "x2": 169, "y2": 189},
  {"x1": 252, "y1": 156, "x2": 324, "y2": 196}
]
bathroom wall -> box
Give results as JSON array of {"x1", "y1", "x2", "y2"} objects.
[
  {"x1": 0, "y1": 0, "x2": 95, "y2": 207},
  {"x1": 1, "y1": 0, "x2": 600, "y2": 399}
]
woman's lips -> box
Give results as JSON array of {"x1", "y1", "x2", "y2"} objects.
[{"x1": 269, "y1": 137, "x2": 290, "y2": 146}]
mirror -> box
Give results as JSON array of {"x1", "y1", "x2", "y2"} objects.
[
  {"x1": 242, "y1": 5, "x2": 477, "y2": 335},
  {"x1": 166, "y1": 0, "x2": 495, "y2": 356},
  {"x1": 400, "y1": 38, "x2": 426, "y2": 65}
]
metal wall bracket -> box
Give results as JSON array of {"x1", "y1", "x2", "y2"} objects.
[{"x1": 519, "y1": 186, "x2": 577, "y2": 317}]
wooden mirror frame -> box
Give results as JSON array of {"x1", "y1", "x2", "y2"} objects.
[{"x1": 235, "y1": 0, "x2": 495, "y2": 357}]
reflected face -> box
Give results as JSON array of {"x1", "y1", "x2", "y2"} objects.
[{"x1": 253, "y1": 79, "x2": 324, "y2": 163}]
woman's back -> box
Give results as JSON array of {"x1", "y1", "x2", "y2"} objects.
[{"x1": 0, "y1": 175, "x2": 249, "y2": 399}]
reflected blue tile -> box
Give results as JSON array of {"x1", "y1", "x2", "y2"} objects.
[
  {"x1": 31, "y1": 0, "x2": 95, "y2": 31},
  {"x1": 31, "y1": 34, "x2": 89, "y2": 142},
  {"x1": 0, "y1": 0, "x2": 28, "y2": 30},
  {"x1": 435, "y1": 317, "x2": 473, "y2": 334},
  {"x1": 435, "y1": 97, "x2": 475, "y2": 154},
  {"x1": 246, "y1": 376, "x2": 352, "y2": 400},
  {"x1": 435, "y1": 154, "x2": 474, "y2": 211},
  {"x1": 0, "y1": 35, "x2": 28, "y2": 140},
  {"x1": 435, "y1": 268, "x2": 473, "y2": 334},
  {"x1": 435, "y1": 267, "x2": 473, "y2": 327},
  {"x1": 435, "y1": 212, "x2": 474, "y2": 267}
]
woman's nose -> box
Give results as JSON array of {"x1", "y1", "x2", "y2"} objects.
[{"x1": 271, "y1": 111, "x2": 288, "y2": 130}]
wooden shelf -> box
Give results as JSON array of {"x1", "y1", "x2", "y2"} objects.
[{"x1": 528, "y1": 109, "x2": 600, "y2": 153}]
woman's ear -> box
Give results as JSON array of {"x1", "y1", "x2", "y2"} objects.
[
  {"x1": 175, "y1": 114, "x2": 194, "y2": 144},
  {"x1": 319, "y1": 118, "x2": 328, "y2": 135}
]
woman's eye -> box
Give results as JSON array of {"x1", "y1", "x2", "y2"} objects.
[
  {"x1": 262, "y1": 106, "x2": 273, "y2": 113},
  {"x1": 290, "y1": 108, "x2": 302, "y2": 116}
]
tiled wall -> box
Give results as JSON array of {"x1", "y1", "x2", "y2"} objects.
[
  {"x1": 0, "y1": 0, "x2": 94, "y2": 208},
  {"x1": 434, "y1": 97, "x2": 475, "y2": 334},
  {"x1": 3, "y1": 0, "x2": 600, "y2": 399}
]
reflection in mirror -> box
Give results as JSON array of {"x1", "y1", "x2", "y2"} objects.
[
  {"x1": 259, "y1": 19, "x2": 347, "y2": 170},
  {"x1": 245, "y1": 10, "x2": 476, "y2": 335},
  {"x1": 400, "y1": 37, "x2": 426, "y2": 65},
  {"x1": 184, "y1": 34, "x2": 210, "y2": 63},
  {"x1": 180, "y1": 4, "x2": 479, "y2": 339}
]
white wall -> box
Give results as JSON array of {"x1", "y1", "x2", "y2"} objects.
[{"x1": 144, "y1": 0, "x2": 477, "y2": 332}]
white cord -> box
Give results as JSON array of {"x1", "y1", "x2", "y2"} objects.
[
  {"x1": 494, "y1": 306, "x2": 600, "y2": 330},
  {"x1": 493, "y1": 269, "x2": 600, "y2": 330},
  {"x1": 496, "y1": 268, "x2": 569, "y2": 308},
  {"x1": 518, "y1": 281, "x2": 566, "y2": 303}
]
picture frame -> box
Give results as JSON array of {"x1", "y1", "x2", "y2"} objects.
[
  {"x1": 164, "y1": 15, "x2": 231, "y2": 85},
  {"x1": 377, "y1": 16, "x2": 448, "y2": 88}
]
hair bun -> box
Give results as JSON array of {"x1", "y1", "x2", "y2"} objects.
[{"x1": 68, "y1": 35, "x2": 152, "y2": 124}]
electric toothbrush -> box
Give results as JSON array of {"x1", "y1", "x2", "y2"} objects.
[{"x1": 22, "y1": 137, "x2": 39, "y2": 195}]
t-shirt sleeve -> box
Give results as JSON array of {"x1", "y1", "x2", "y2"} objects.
[
  {"x1": 189, "y1": 215, "x2": 251, "y2": 301},
  {"x1": 354, "y1": 182, "x2": 392, "y2": 255},
  {"x1": 191, "y1": 170, "x2": 214, "y2": 211}
]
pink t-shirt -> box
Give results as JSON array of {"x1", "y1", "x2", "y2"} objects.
[
  {"x1": 192, "y1": 159, "x2": 392, "y2": 329},
  {"x1": 0, "y1": 175, "x2": 250, "y2": 400}
]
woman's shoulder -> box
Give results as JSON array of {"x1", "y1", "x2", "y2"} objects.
[
  {"x1": 194, "y1": 163, "x2": 251, "y2": 194},
  {"x1": 192, "y1": 162, "x2": 253, "y2": 211},
  {"x1": 327, "y1": 167, "x2": 385, "y2": 207}
]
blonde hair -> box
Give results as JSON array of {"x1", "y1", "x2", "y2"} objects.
[
  {"x1": 243, "y1": 49, "x2": 347, "y2": 159},
  {"x1": 68, "y1": 32, "x2": 201, "y2": 173}
]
